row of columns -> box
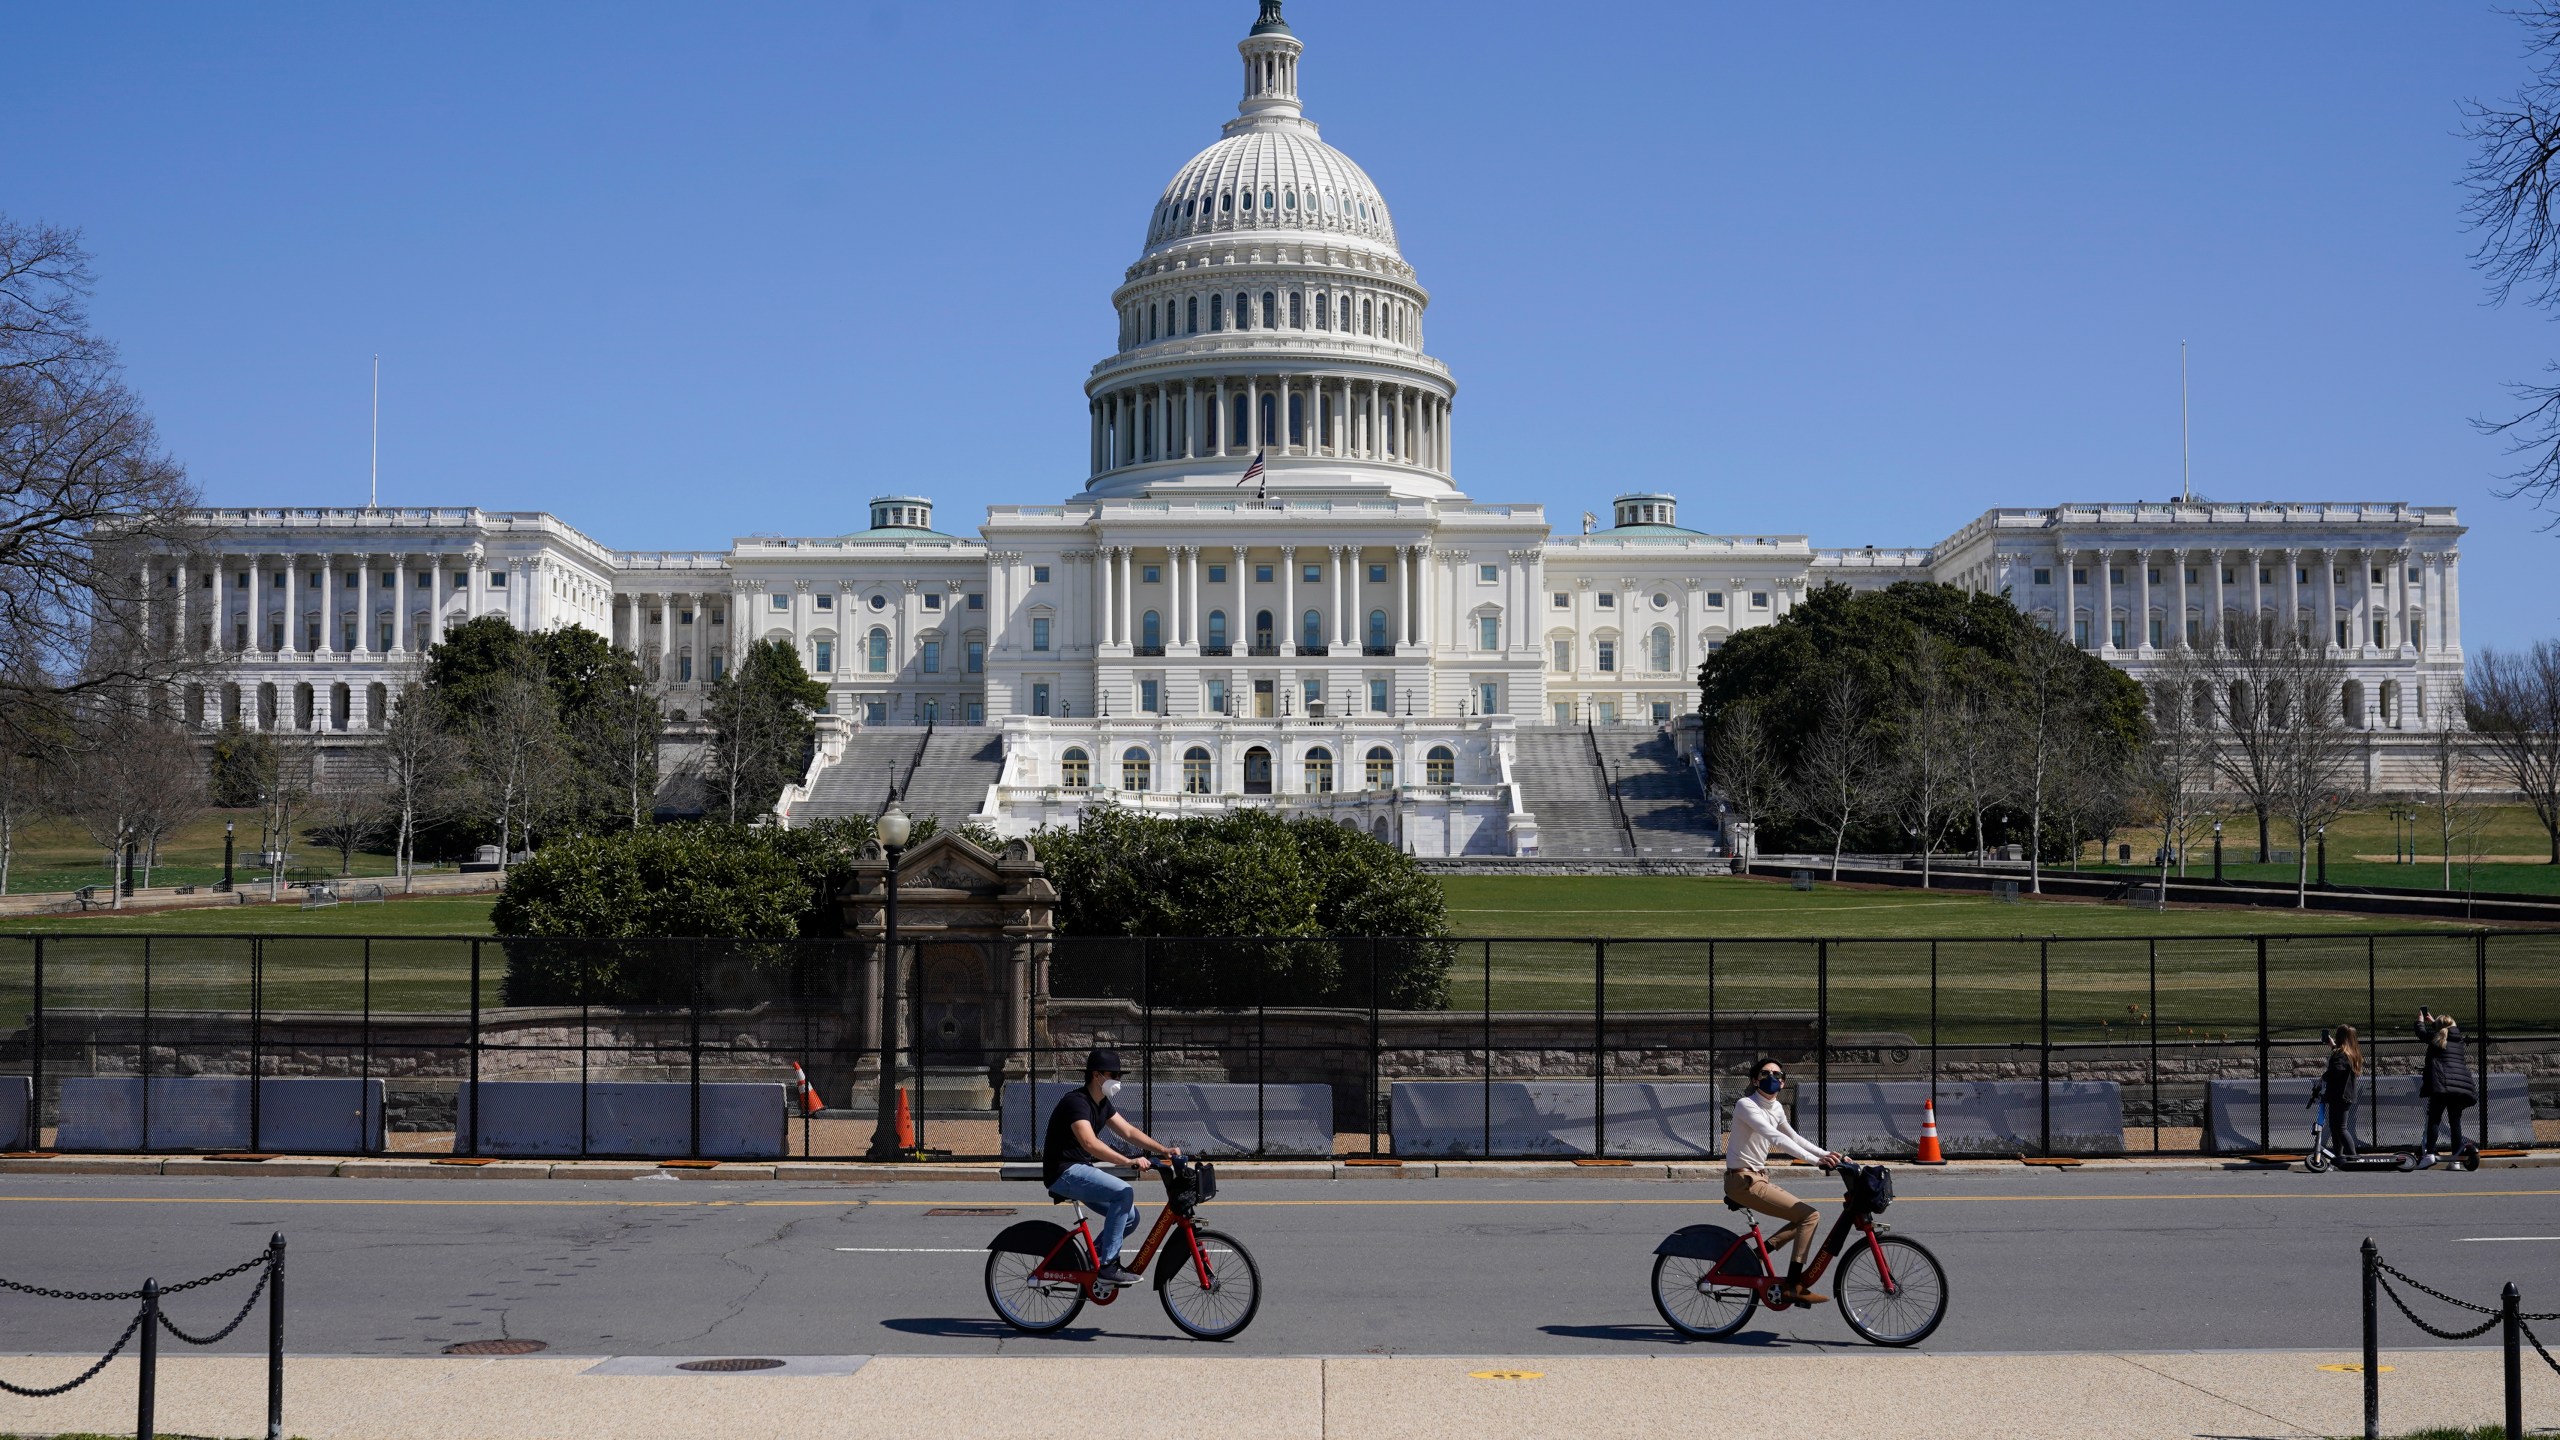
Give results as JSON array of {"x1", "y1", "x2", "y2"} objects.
[
  {"x1": 159, "y1": 551, "x2": 513, "y2": 660},
  {"x1": 1088, "y1": 543, "x2": 1437, "y2": 653},
  {"x1": 1090, "y1": 375, "x2": 1450, "y2": 473},
  {"x1": 2037, "y1": 544, "x2": 2459, "y2": 656}
]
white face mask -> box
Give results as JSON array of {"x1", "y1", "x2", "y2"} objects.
[{"x1": 1100, "y1": 1078, "x2": 1123, "y2": 1100}]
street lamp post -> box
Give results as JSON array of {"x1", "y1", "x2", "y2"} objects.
[
  {"x1": 2212, "y1": 820, "x2": 2224, "y2": 882},
  {"x1": 2317, "y1": 825, "x2": 2328, "y2": 887},
  {"x1": 867, "y1": 802, "x2": 914, "y2": 1161},
  {"x1": 221, "y1": 821, "x2": 235, "y2": 893}
]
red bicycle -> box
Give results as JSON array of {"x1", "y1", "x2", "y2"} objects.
[
  {"x1": 984, "y1": 1155, "x2": 1262, "y2": 1340},
  {"x1": 1650, "y1": 1163, "x2": 1948, "y2": 1346}
]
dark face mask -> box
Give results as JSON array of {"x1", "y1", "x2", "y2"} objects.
[{"x1": 1757, "y1": 1074, "x2": 1784, "y2": 1095}]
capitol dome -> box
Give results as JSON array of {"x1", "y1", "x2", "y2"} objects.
[{"x1": 1141, "y1": 116, "x2": 1400, "y2": 261}]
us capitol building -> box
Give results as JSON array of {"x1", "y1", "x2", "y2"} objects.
[{"x1": 159, "y1": 3, "x2": 2467, "y2": 857}]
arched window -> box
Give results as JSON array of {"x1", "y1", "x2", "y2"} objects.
[
  {"x1": 1365, "y1": 746, "x2": 1395, "y2": 789},
  {"x1": 1237, "y1": 292, "x2": 1251, "y2": 329},
  {"x1": 1304, "y1": 746, "x2": 1335, "y2": 793},
  {"x1": 1060, "y1": 748, "x2": 1090, "y2": 788},
  {"x1": 1207, "y1": 610, "x2": 1229, "y2": 649},
  {"x1": 867, "y1": 628, "x2": 889, "y2": 673},
  {"x1": 1316, "y1": 293, "x2": 1330, "y2": 329},
  {"x1": 1255, "y1": 610, "x2": 1275, "y2": 648},
  {"x1": 1289, "y1": 291, "x2": 1303, "y2": 328},
  {"x1": 1186, "y1": 295, "x2": 1198, "y2": 333},
  {"x1": 1221, "y1": 191, "x2": 1233, "y2": 213},
  {"x1": 1426, "y1": 745, "x2": 1455, "y2": 785},
  {"x1": 1368, "y1": 610, "x2": 1388, "y2": 649},
  {"x1": 1650, "y1": 627, "x2": 1672, "y2": 673},
  {"x1": 1142, "y1": 610, "x2": 1162, "y2": 651},
  {"x1": 1302, "y1": 609, "x2": 1323, "y2": 649},
  {"x1": 1122, "y1": 747, "x2": 1152, "y2": 792},
  {"x1": 1243, "y1": 745, "x2": 1274, "y2": 794},
  {"x1": 1363, "y1": 298, "x2": 1374, "y2": 335},
  {"x1": 1183, "y1": 746, "x2": 1213, "y2": 794},
  {"x1": 1209, "y1": 294, "x2": 1224, "y2": 331},
  {"x1": 1288, "y1": 391, "x2": 1304, "y2": 445},
  {"x1": 1261, "y1": 291, "x2": 1275, "y2": 327},
  {"x1": 1147, "y1": 305, "x2": 1157, "y2": 341}
]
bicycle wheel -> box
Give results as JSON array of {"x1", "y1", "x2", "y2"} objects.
[
  {"x1": 985, "y1": 1248, "x2": 1087, "y2": 1334},
  {"x1": 1651, "y1": 1249, "x2": 1760, "y2": 1341},
  {"x1": 1833, "y1": 1234, "x2": 1947, "y2": 1347},
  {"x1": 1158, "y1": 1228, "x2": 1261, "y2": 1340}
]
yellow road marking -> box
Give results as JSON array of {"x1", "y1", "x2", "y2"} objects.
[
  {"x1": 0, "y1": 1189, "x2": 2550, "y2": 1210},
  {"x1": 1469, "y1": 1370, "x2": 1544, "y2": 1380}
]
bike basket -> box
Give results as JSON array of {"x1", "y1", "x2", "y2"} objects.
[
  {"x1": 1192, "y1": 1161, "x2": 1218, "y2": 1203},
  {"x1": 1848, "y1": 1164, "x2": 1893, "y2": 1214}
]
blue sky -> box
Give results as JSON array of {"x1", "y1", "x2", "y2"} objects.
[{"x1": 11, "y1": 2, "x2": 2560, "y2": 649}]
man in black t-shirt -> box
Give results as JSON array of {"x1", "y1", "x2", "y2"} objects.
[{"x1": 1042, "y1": 1048, "x2": 1178, "y2": 1285}]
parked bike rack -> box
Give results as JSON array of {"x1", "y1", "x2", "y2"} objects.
[{"x1": 0, "y1": 1233, "x2": 285, "y2": 1440}]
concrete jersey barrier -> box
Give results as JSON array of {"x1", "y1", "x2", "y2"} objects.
[
  {"x1": 1000, "y1": 1082, "x2": 1334, "y2": 1159},
  {"x1": 54, "y1": 1077, "x2": 386, "y2": 1152},
  {"x1": 1391, "y1": 1079, "x2": 2126, "y2": 1157},
  {"x1": 454, "y1": 1081, "x2": 786, "y2": 1158},
  {"x1": 2204, "y1": 1074, "x2": 2535, "y2": 1153},
  {"x1": 0, "y1": 1076, "x2": 25, "y2": 1150}
]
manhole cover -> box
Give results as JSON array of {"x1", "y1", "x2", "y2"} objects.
[
  {"x1": 677, "y1": 1357, "x2": 785, "y2": 1373},
  {"x1": 925, "y1": 1207, "x2": 1015, "y2": 1217},
  {"x1": 443, "y1": 1339, "x2": 547, "y2": 1356}
]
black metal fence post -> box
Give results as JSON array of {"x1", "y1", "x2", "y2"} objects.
[
  {"x1": 2503, "y1": 1281, "x2": 2523, "y2": 1440},
  {"x1": 2360, "y1": 1237, "x2": 2379, "y2": 1440},
  {"x1": 2476, "y1": 931, "x2": 2493, "y2": 1127},
  {"x1": 2366, "y1": 936, "x2": 2380, "y2": 1153},
  {"x1": 1140, "y1": 938, "x2": 1154, "y2": 1135},
  {"x1": 465, "y1": 939, "x2": 482, "y2": 1157},
  {"x1": 1928, "y1": 940, "x2": 1940, "y2": 1104},
  {"x1": 688, "y1": 940, "x2": 703, "y2": 1161},
  {"x1": 266, "y1": 1233, "x2": 285, "y2": 1440},
  {"x1": 1480, "y1": 939, "x2": 1492, "y2": 1159},
  {"x1": 2038, "y1": 940, "x2": 2051, "y2": 1156},
  {"x1": 2256, "y1": 935, "x2": 2271, "y2": 1152},
  {"x1": 1707, "y1": 940, "x2": 1720, "y2": 1157},
  {"x1": 249, "y1": 935, "x2": 264, "y2": 1152},
  {"x1": 140, "y1": 937, "x2": 153, "y2": 1152},
  {"x1": 1593, "y1": 938, "x2": 1608, "y2": 1157},
  {"x1": 28, "y1": 936, "x2": 41, "y2": 1151},
  {"x1": 1366, "y1": 937, "x2": 1381, "y2": 1156},
  {"x1": 2147, "y1": 939, "x2": 2159, "y2": 1154},
  {"x1": 1815, "y1": 939, "x2": 1829, "y2": 1149},
  {"x1": 136, "y1": 1278, "x2": 158, "y2": 1440}
]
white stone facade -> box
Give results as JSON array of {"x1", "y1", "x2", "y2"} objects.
[{"x1": 159, "y1": 3, "x2": 2467, "y2": 844}]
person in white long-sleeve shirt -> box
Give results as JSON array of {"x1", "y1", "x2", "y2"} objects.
[{"x1": 1725, "y1": 1059, "x2": 1843, "y2": 1305}]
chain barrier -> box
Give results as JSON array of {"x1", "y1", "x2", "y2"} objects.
[
  {"x1": 0, "y1": 1308, "x2": 146, "y2": 1399},
  {"x1": 0, "y1": 1243, "x2": 272, "y2": 1305},
  {"x1": 2526, "y1": 1317, "x2": 2560, "y2": 1380},
  {"x1": 157, "y1": 1265, "x2": 269, "y2": 1346},
  {"x1": 2373, "y1": 1268, "x2": 2504, "y2": 1342}
]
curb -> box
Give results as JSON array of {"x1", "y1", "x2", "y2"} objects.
[{"x1": 0, "y1": 1151, "x2": 2547, "y2": 1181}]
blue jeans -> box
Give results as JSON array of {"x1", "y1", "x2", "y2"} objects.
[{"x1": 1052, "y1": 1163, "x2": 1136, "y2": 1264}]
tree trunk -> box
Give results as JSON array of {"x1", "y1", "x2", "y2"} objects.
[{"x1": 2257, "y1": 810, "x2": 2271, "y2": 865}]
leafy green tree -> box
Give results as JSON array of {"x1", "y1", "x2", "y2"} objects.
[
  {"x1": 1699, "y1": 581, "x2": 2144, "y2": 856},
  {"x1": 493, "y1": 824, "x2": 810, "y2": 1003},
  {"x1": 701, "y1": 638, "x2": 825, "y2": 821},
  {"x1": 207, "y1": 719, "x2": 272, "y2": 807}
]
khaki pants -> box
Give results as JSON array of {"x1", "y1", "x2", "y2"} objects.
[{"x1": 1725, "y1": 1167, "x2": 1820, "y2": 1270}]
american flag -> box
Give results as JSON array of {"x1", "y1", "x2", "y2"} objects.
[{"x1": 1236, "y1": 450, "x2": 1267, "y2": 493}]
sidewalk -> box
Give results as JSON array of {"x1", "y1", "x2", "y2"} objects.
[{"x1": 0, "y1": 1348, "x2": 2526, "y2": 1439}]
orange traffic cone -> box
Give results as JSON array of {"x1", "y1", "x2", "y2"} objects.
[
  {"x1": 895, "y1": 1087, "x2": 916, "y2": 1151},
  {"x1": 791, "y1": 1061, "x2": 825, "y2": 1117},
  {"x1": 1914, "y1": 1097, "x2": 1947, "y2": 1165}
]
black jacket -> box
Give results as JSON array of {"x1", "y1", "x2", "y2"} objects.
[
  {"x1": 2315, "y1": 1051, "x2": 2358, "y2": 1109},
  {"x1": 2418, "y1": 1020, "x2": 2477, "y2": 1101}
]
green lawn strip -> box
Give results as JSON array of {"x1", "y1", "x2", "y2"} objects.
[
  {"x1": 2089, "y1": 858, "x2": 2560, "y2": 897},
  {"x1": 5, "y1": 806, "x2": 448, "y2": 895},
  {"x1": 0, "y1": 894, "x2": 495, "y2": 938}
]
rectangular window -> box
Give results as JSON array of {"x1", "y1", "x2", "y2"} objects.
[
  {"x1": 1479, "y1": 681, "x2": 1501, "y2": 715},
  {"x1": 2149, "y1": 569, "x2": 2162, "y2": 585},
  {"x1": 2373, "y1": 618, "x2": 2388, "y2": 647},
  {"x1": 1478, "y1": 615, "x2": 1499, "y2": 650},
  {"x1": 2110, "y1": 617, "x2": 2125, "y2": 648},
  {"x1": 679, "y1": 655, "x2": 694, "y2": 682},
  {"x1": 378, "y1": 621, "x2": 393, "y2": 650},
  {"x1": 1552, "y1": 592, "x2": 1570, "y2": 609},
  {"x1": 1208, "y1": 564, "x2": 1227, "y2": 584},
  {"x1": 1707, "y1": 639, "x2": 1724, "y2": 653},
  {"x1": 2259, "y1": 568, "x2": 2272, "y2": 585},
  {"x1": 1032, "y1": 618, "x2": 1051, "y2": 652},
  {"x1": 2336, "y1": 619, "x2": 2350, "y2": 648},
  {"x1": 1140, "y1": 679, "x2": 1161, "y2": 714},
  {"x1": 2108, "y1": 568, "x2": 2123, "y2": 585},
  {"x1": 1207, "y1": 678, "x2": 1227, "y2": 714},
  {"x1": 1597, "y1": 639, "x2": 1616, "y2": 673},
  {"x1": 771, "y1": 593, "x2": 788, "y2": 611},
  {"x1": 966, "y1": 640, "x2": 984, "y2": 673},
  {"x1": 2148, "y1": 616, "x2": 2163, "y2": 647},
  {"x1": 814, "y1": 640, "x2": 832, "y2": 673},
  {"x1": 2074, "y1": 617, "x2": 2091, "y2": 648},
  {"x1": 1706, "y1": 591, "x2": 1725, "y2": 609},
  {"x1": 815, "y1": 594, "x2": 832, "y2": 610},
  {"x1": 1478, "y1": 564, "x2": 1498, "y2": 584},
  {"x1": 1031, "y1": 683, "x2": 1051, "y2": 717},
  {"x1": 1301, "y1": 563, "x2": 1321, "y2": 583},
  {"x1": 679, "y1": 607, "x2": 695, "y2": 625},
  {"x1": 921, "y1": 640, "x2": 941, "y2": 673},
  {"x1": 1552, "y1": 639, "x2": 1571, "y2": 671},
  {"x1": 1750, "y1": 593, "x2": 1770, "y2": 610},
  {"x1": 1033, "y1": 565, "x2": 1051, "y2": 583},
  {"x1": 2187, "y1": 568, "x2": 2201, "y2": 584},
  {"x1": 2408, "y1": 566, "x2": 2420, "y2": 583},
  {"x1": 2187, "y1": 618, "x2": 2201, "y2": 647},
  {"x1": 1368, "y1": 564, "x2": 1386, "y2": 583},
  {"x1": 489, "y1": 571, "x2": 506, "y2": 588},
  {"x1": 967, "y1": 700, "x2": 984, "y2": 724},
  {"x1": 1597, "y1": 592, "x2": 1615, "y2": 609},
  {"x1": 863, "y1": 700, "x2": 886, "y2": 725},
  {"x1": 1369, "y1": 678, "x2": 1389, "y2": 713},
  {"x1": 1303, "y1": 679, "x2": 1321, "y2": 711},
  {"x1": 1256, "y1": 564, "x2": 1274, "y2": 583},
  {"x1": 968, "y1": 593, "x2": 984, "y2": 609},
  {"x1": 923, "y1": 593, "x2": 942, "y2": 610},
  {"x1": 2296, "y1": 568, "x2": 2309, "y2": 584},
  {"x1": 1143, "y1": 565, "x2": 1162, "y2": 584},
  {"x1": 709, "y1": 656, "x2": 725, "y2": 681}
]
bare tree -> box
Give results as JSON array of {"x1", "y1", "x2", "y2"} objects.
[
  {"x1": 0, "y1": 218, "x2": 208, "y2": 754},
  {"x1": 307, "y1": 750, "x2": 386, "y2": 877},
  {"x1": 1892, "y1": 631, "x2": 1963, "y2": 887},
  {"x1": 1796, "y1": 672, "x2": 1885, "y2": 882},
  {"x1": 2462, "y1": 4, "x2": 2560, "y2": 511},
  {"x1": 127, "y1": 723, "x2": 206, "y2": 889},
  {"x1": 378, "y1": 676, "x2": 463, "y2": 890},
  {"x1": 469, "y1": 675, "x2": 569, "y2": 868},
  {"x1": 1708, "y1": 700, "x2": 1786, "y2": 875},
  {"x1": 2142, "y1": 647, "x2": 2220, "y2": 883},
  {"x1": 0, "y1": 712, "x2": 57, "y2": 895},
  {"x1": 62, "y1": 712, "x2": 200, "y2": 906},
  {"x1": 2465, "y1": 642, "x2": 2560, "y2": 862},
  {"x1": 2266, "y1": 637, "x2": 2365, "y2": 906},
  {"x1": 1949, "y1": 689, "x2": 2005, "y2": 864},
  {"x1": 2423, "y1": 723, "x2": 2493, "y2": 893},
  {"x1": 2003, "y1": 629, "x2": 2087, "y2": 895},
  {"x1": 2201, "y1": 618, "x2": 2287, "y2": 862},
  {"x1": 254, "y1": 734, "x2": 316, "y2": 902}
]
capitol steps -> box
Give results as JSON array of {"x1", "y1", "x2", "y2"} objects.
[
  {"x1": 1510, "y1": 727, "x2": 1633, "y2": 860},
  {"x1": 1511, "y1": 726, "x2": 1723, "y2": 861},
  {"x1": 794, "y1": 727, "x2": 1001, "y2": 828},
  {"x1": 1590, "y1": 728, "x2": 1723, "y2": 860},
  {"x1": 897, "y1": 730, "x2": 1005, "y2": 827}
]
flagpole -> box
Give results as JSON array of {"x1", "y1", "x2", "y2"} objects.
[
  {"x1": 369, "y1": 354, "x2": 381, "y2": 508},
  {"x1": 2179, "y1": 341, "x2": 2190, "y2": 505}
]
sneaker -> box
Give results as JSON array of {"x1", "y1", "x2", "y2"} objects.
[
  {"x1": 2414, "y1": 1151, "x2": 2438, "y2": 1170},
  {"x1": 1098, "y1": 1261, "x2": 1145, "y2": 1285}
]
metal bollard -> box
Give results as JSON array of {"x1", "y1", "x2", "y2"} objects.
[
  {"x1": 2360, "y1": 1237, "x2": 2378, "y2": 1440},
  {"x1": 2504, "y1": 1282, "x2": 2522, "y2": 1440},
  {"x1": 266, "y1": 1233, "x2": 286, "y2": 1440},
  {"x1": 136, "y1": 1279, "x2": 157, "y2": 1440}
]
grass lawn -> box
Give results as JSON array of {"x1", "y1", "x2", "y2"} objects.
[
  {"x1": 0, "y1": 893, "x2": 496, "y2": 936},
  {"x1": 2, "y1": 807, "x2": 458, "y2": 895}
]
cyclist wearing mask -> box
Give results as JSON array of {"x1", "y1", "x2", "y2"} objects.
[
  {"x1": 1725, "y1": 1059, "x2": 1843, "y2": 1305},
  {"x1": 1041, "y1": 1048, "x2": 1180, "y2": 1285}
]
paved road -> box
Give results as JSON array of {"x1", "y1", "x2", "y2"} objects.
[{"x1": 0, "y1": 1168, "x2": 2552, "y2": 1358}]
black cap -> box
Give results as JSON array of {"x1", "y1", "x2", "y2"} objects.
[{"x1": 1085, "y1": 1048, "x2": 1123, "y2": 1076}]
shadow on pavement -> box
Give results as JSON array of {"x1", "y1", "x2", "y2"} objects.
[
  {"x1": 878, "y1": 1317, "x2": 1097, "y2": 1341},
  {"x1": 1535, "y1": 1323, "x2": 1852, "y2": 1350}
]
